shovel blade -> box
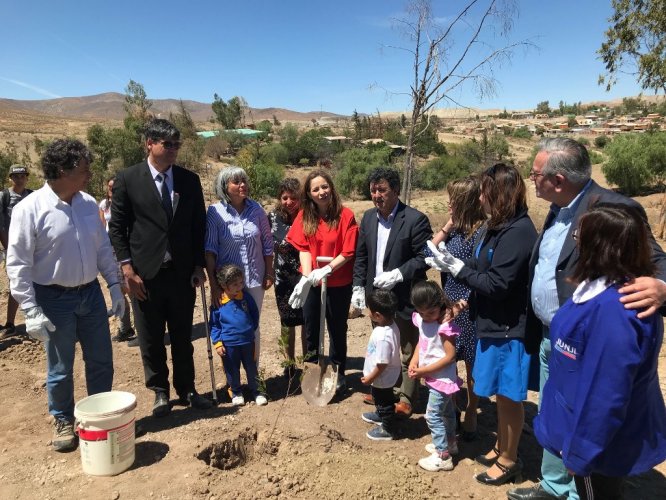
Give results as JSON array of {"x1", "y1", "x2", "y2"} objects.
[{"x1": 301, "y1": 359, "x2": 339, "y2": 407}]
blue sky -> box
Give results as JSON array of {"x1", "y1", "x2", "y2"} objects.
[{"x1": 0, "y1": 1, "x2": 657, "y2": 115}]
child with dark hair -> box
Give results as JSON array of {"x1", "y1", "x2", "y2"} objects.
[
  {"x1": 361, "y1": 289, "x2": 401, "y2": 441},
  {"x1": 210, "y1": 264, "x2": 267, "y2": 407},
  {"x1": 409, "y1": 280, "x2": 461, "y2": 472},
  {"x1": 534, "y1": 203, "x2": 666, "y2": 500}
]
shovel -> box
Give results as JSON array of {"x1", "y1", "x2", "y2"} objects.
[{"x1": 301, "y1": 256, "x2": 339, "y2": 406}]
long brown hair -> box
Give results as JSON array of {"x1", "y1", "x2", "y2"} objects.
[
  {"x1": 570, "y1": 203, "x2": 655, "y2": 285},
  {"x1": 480, "y1": 163, "x2": 527, "y2": 229},
  {"x1": 275, "y1": 177, "x2": 301, "y2": 223},
  {"x1": 447, "y1": 176, "x2": 486, "y2": 239},
  {"x1": 301, "y1": 170, "x2": 342, "y2": 236}
]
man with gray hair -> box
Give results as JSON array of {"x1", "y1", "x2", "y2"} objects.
[
  {"x1": 109, "y1": 118, "x2": 211, "y2": 417},
  {"x1": 507, "y1": 137, "x2": 666, "y2": 500}
]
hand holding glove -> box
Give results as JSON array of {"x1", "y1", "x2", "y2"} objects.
[
  {"x1": 108, "y1": 283, "x2": 126, "y2": 319},
  {"x1": 425, "y1": 240, "x2": 464, "y2": 277},
  {"x1": 351, "y1": 285, "x2": 366, "y2": 309},
  {"x1": 308, "y1": 265, "x2": 332, "y2": 286},
  {"x1": 24, "y1": 306, "x2": 56, "y2": 342},
  {"x1": 288, "y1": 275, "x2": 312, "y2": 309},
  {"x1": 373, "y1": 268, "x2": 403, "y2": 290}
]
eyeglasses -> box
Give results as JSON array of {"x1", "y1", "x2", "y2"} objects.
[
  {"x1": 159, "y1": 140, "x2": 182, "y2": 150},
  {"x1": 528, "y1": 170, "x2": 545, "y2": 180}
]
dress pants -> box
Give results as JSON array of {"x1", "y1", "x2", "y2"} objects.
[
  {"x1": 302, "y1": 283, "x2": 352, "y2": 374},
  {"x1": 132, "y1": 267, "x2": 196, "y2": 398},
  {"x1": 394, "y1": 314, "x2": 420, "y2": 405}
]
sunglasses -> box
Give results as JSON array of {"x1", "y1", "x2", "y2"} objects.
[{"x1": 159, "y1": 140, "x2": 182, "y2": 150}]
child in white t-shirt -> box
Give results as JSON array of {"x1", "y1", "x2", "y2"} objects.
[{"x1": 361, "y1": 289, "x2": 401, "y2": 441}]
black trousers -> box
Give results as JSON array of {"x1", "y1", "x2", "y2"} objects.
[
  {"x1": 574, "y1": 474, "x2": 624, "y2": 500},
  {"x1": 302, "y1": 283, "x2": 352, "y2": 374},
  {"x1": 372, "y1": 386, "x2": 396, "y2": 434},
  {"x1": 132, "y1": 267, "x2": 196, "y2": 398}
]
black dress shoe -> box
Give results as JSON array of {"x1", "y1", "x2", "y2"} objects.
[
  {"x1": 112, "y1": 328, "x2": 135, "y2": 342},
  {"x1": 127, "y1": 337, "x2": 140, "y2": 348},
  {"x1": 152, "y1": 392, "x2": 170, "y2": 417},
  {"x1": 475, "y1": 446, "x2": 500, "y2": 466},
  {"x1": 475, "y1": 459, "x2": 523, "y2": 486},
  {"x1": 507, "y1": 484, "x2": 566, "y2": 500},
  {"x1": 182, "y1": 391, "x2": 213, "y2": 409}
]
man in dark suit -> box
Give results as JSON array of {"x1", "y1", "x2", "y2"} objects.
[
  {"x1": 352, "y1": 167, "x2": 432, "y2": 417},
  {"x1": 508, "y1": 137, "x2": 666, "y2": 500},
  {"x1": 109, "y1": 118, "x2": 211, "y2": 417}
]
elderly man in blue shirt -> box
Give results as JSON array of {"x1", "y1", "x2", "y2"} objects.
[{"x1": 507, "y1": 137, "x2": 666, "y2": 500}]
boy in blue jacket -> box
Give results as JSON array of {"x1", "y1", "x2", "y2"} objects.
[
  {"x1": 210, "y1": 264, "x2": 267, "y2": 406},
  {"x1": 534, "y1": 204, "x2": 666, "y2": 500}
]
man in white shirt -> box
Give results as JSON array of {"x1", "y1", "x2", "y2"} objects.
[{"x1": 6, "y1": 139, "x2": 124, "y2": 453}]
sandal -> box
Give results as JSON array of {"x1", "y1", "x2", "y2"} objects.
[{"x1": 474, "y1": 446, "x2": 500, "y2": 467}]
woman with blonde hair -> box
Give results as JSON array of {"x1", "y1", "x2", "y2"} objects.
[
  {"x1": 431, "y1": 175, "x2": 486, "y2": 440},
  {"x1": 286, "y1": 170, "x2": 359, "y2": 394}
]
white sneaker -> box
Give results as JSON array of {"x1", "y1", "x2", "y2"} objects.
[
  {"x1": 255, "y1": 395, "x2": 268, "y2": 406},
  {"x1": 232, "y1": 395, "x2": 245, "y2": 406},
  {"x1": 425, "y1": 440, "x2": 458, "y2": 456},
  {"x1": 418, "y1": 453, "x2": 453, "y2": 472}
]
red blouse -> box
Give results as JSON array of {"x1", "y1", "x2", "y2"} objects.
[{"x1": 286, "y1": 206, "x2": 358, "y2": 287}]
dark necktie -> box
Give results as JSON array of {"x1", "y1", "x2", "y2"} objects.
[{"x1": 157, "y1": 173, "x2": 173, "y2": 223}]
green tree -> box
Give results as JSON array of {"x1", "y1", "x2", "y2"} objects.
[
  {"x1": 123, "y1": 80, "x2": 152, "y2": 132},
  {"x1": 255, "y1": 120, "x2": 273, "y2": 135},
  {"x1": 212, "y1": 94, "x2": 246, "y2": 129},
  {"x1": 414, "y1": 155, "x2": 471, "y2": 190},
  {"x1": 335, "y1": 146, "x2": 393, "y2": 198},
  {"x1": 599, "y1": 0, "x2": 666, "y2": 93},
  {"x1": 594, "y1": 135, "x2": 611, "y2": 148},
  {"x1": 535, "y1": 101, "x2": 551, "y2": 114},
  {"x1": 169, "y1": 100, "x2": 198, "y2": 140},
  {"x1": 602, "y1": 132, "x2": 666, "y2": 195}
]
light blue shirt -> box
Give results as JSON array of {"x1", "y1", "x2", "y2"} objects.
[{"x1": 531, "y1": 180, "x2": 591, "y2": 325}]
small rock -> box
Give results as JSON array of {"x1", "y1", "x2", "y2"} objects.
[{"x1": 111, "y1": 491, "x2": 120, "y2": 500}]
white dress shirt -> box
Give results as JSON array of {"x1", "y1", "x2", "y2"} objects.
[
  {"x1": 6, "y1": 183, "x2": 119, "y2": 309},
  {"x1": 147, "y1": 161, "x2": 173, "y2": 262},
  {"x1": 375, "y1": 202, "x2": 399, "y2": 277}
]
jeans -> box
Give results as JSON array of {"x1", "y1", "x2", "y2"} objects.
[
  {"x1": 35, "y1": 281, "x2": 113, "y2": 421},
  {"x1": 425, "y1": 387, "x2": 456, "y2": 455},
  {"x1": 540, "y1": 334, "x2": 579, "y2": 499},
  {"x1": 223, "y1": 343, "x2": 258, "y2": 397}
]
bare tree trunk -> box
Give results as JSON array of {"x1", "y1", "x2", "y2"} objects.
[{"x1": 402, "y1": 125, "x2": 417, "y2": 204}]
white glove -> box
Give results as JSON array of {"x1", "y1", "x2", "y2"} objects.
[
  {"x1": 288, "y1": 275, "x2": 312, "y2": 309},
  {"x1": 373, "y1": 269, "x2": 403, "y2": 290},
  {"x1": 24, "y1": 306, "x2": 56, "y2": 342},
  {"x1": 308, "y1": 265, "x2": 332, "y2": 286},
  {"x1": 108, "y1": 283, "x2": 126, "y2": 319},
  {"x1": 351, "y1": 285, "x2": 366, "y2": 309},
  {"x1": 426, "y1": 240, "x2": 464, "y2": 277}
]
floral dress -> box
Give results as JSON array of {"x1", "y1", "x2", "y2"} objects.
[
  {"x1": 441, "y1": 228, "x2": 482, "y2": 366},
  {"x1": 269, "y1": 211, "x2": 304, "y2": 327}
]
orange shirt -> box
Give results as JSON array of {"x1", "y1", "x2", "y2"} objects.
[{"x1": 286, "y1": 207, "x2": 358, "y2": 287}]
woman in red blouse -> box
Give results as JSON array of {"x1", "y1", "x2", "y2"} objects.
[{"x1": 286, "y1": 170, "x2": 359, "y2": 394}]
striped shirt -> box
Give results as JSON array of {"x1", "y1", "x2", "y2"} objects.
[{"x1": 205, "y1": 199, "x2": 273, "y2": 288}]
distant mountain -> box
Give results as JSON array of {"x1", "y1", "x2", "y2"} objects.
[{"x1": 0, "y1": 92, "x2": 347, "y2": 124}]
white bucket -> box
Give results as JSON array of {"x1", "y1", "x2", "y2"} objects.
[{"x1": 74, "y1": 391, "x2": 137, "y2": 476}]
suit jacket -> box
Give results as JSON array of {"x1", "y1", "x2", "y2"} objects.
[
  {"x1": 525, "y1": 180, "x2": 666, "y2": 353},
  {"x1": 353, "y1": 201, "x2": 432, "y2": 320},
  {"x1": 109, "y1": 161, "x2": 206, "y2": 281}
]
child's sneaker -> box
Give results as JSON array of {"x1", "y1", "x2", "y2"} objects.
[
  {"x1": 231, "y1": 394, "x2": 245, "y2": 406},
  {"x1": 255, "y1": 395, "x2": 268, "y2": 406},
  {"x1": 366, "y1": 425, "x2": 393, "y2": 441},
  {"x1": 418, "y1": 452, "x2": 453, "y2": 472},
  {"x1": 361, "y1": 412, "x2": 382, "y2": 424},
  {"x1": 425, "y1": 439, "x2": 458, "y2": 456}
]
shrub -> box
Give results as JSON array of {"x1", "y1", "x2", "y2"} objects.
[
  {"x1": 334, "y1": 146, "x2": 393, "y2": 198},
  {"x1": 512, "y1": 127, "x2": 532, "y2": 139},
  {"x1": 588, "y1": 150, "x2": 604, "y2": 165},
  {"x1": 576, "y1": 137, "x2": 590, "y2": 146},
  {"x1": 177, "y1": 137, "x2": 206, "y2": 174},
  {"x1": 246, "y1": 161, "x2": 284, "y2": 200},
  {"x1": 258, "y1": 143, "x2": 289, "y2": 165},
  {"x1": 594, "y1": 135, "x2": 610, "y2": 148},
  {"x1": 204, "y1": 135, "x2": 230, "y2": 159},
  {"x1": 414, "y1": 155, "x2": 471, "y2": 191}
]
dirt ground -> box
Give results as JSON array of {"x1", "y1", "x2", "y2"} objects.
[{"x1": 1, "y1": 178, "x2": 666, "y2": 500}]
